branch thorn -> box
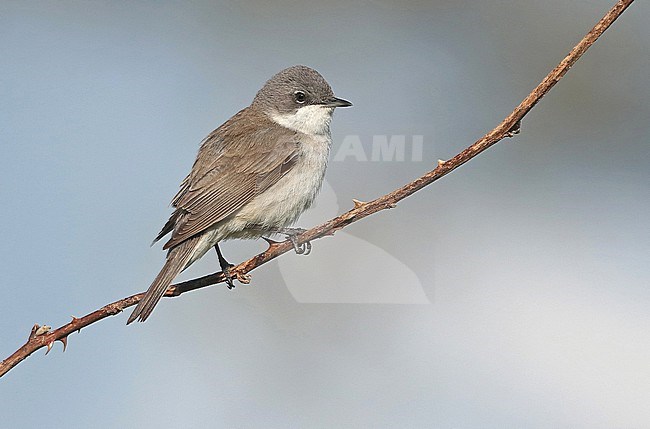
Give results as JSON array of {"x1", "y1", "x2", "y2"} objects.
[
  {"x1": 58, "y1": 336, "x2": 68, "y2": 353},
  {"x1": 352, "y1": 199, "x2": 366, "y2": 209},
  {"x1": 71, "y1": 316, "x2": 82, "y2": 333},
  {"x1": 262, "y1": 236, "x2": 280, "y2": 247}
]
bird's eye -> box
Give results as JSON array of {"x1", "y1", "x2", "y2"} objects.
[{"x1": 294, "y1": 91, "x2": 306, "y2": 103}]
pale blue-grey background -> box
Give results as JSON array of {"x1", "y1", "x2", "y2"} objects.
[{"x1": 1, "y1": 1, "x2": 649, "y2": 428}]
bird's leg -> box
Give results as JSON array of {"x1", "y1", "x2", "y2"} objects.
[
  {"x1": 214, "y1": 243, "x2": 235, "y2": 289},
  {"x1": 275, "y1": 227, "x2": 311, "y2": 255},
  {"x1": 250, "y1": 224, "x2": 311, "y2": 255}
]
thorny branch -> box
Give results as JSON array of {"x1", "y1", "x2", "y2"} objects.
[{"x1": 0, "y1": 0, "x2": 635, "y2": 378}]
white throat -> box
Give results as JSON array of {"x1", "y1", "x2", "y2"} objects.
[{"x1": 270, "y1": 105, "x2": 334, "y2": 136}]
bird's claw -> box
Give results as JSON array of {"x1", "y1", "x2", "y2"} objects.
[
  {"x1": 222, "y1": 264, "x2": 236, "y2": 289},
  {"x1": 222, "y1": 265, "x2": 252, "y2": 287},
  {"x1": 278, "y1": 227, "x2": 311, "y2": 255},
  {"x1": 289, "y1": 235, "x2": 311, "y2": 255},
  {"x1": 236, "y1": 272, "x2": 252, "y2": 284}
]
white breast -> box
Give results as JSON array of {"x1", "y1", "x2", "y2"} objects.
[
  {"x1": 233, "y1": 132, "x2": 331, "y2": 229},
  {"x1": 231, "y1": 104, "x2": 335, "y2": 228},
  {"x1": 232, "y1": 103, "x2": 336, "y2": 232}
]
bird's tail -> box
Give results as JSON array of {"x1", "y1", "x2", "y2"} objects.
[{"x1": 127, "y1": 236, "x2": 201, "y2": 324}]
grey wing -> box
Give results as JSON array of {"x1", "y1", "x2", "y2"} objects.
[{"x1": 157, "y1": 117, "x2": 300, "y2": 250}]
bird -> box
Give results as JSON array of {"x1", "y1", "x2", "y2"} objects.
[{"x1": 127, "y1": 65, "x2": 352, "y2": 323}]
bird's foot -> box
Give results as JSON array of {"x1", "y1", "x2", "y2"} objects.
[
  {"x1": 236, "y1": 271, "x2": 252, "y2": 285},
  {"x1": 214, "y1": 243, "x2": 245, "y2": 289},
  {"x1": 276, "y1": 227, "x2": 311, "y2": 255},
  {"x1": 222, "y1": 264, "x2": 236, "y2": 289},
  {"x1": 221, "y1": 264, "x2": 252, "y2": 287}
]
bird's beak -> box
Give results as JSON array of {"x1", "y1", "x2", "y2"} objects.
[{"x1": 322, "y1": 97, "x2": 353, "y2": 108}]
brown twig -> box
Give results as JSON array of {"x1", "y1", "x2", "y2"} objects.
[{"x1": 0, "y1": 0, "x2": 635, "y2": 378}]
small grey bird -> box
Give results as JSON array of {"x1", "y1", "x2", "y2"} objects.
[{"x1": 127, "y1": 65, "x2": 351, "y2": 323}]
